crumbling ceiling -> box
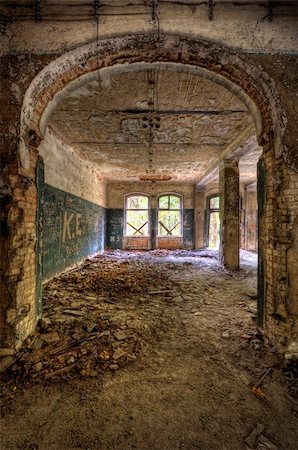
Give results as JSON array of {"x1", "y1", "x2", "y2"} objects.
[{"x1": 48, "y1": 65, "x2": 261, "y2": 185}]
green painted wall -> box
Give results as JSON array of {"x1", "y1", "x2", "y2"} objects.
[
  {"x1": 106, "y1": 208, "x2": 194, "y2": 249},
  {"x1": 106, "y1": 209, "x2": 124, "y2": 249},
  {"x1": 43, "y1": 184, "x2": 106, "y2": 280},
  {"x1": 36, "y1": 157, "x2": 44, "y2": 315},
  {"x1": 183, "y1": 209, "x2": 195, "y2": 249}
]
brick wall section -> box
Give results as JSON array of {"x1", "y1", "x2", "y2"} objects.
[
  {"x1": 0, "y1": 137, "x2": 40, "y2": 348},
  {"x1": 259, "y1": 147, "x2": 298, "y2": 356},
  {"x1": 156, "y1": 237, "x2": 183, "y2": 250},
  {"x1": 123, "y1": 237, "x2": 151, "y2": 250}
]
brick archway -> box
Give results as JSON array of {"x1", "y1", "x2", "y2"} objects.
[
  {"x1": 19, "y1": 34, "x2": 286, "y2": 169},
  {"x1": 2, "y1": 33, "x2": 297, "y2": 358}
]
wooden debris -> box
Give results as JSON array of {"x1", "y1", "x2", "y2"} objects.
[
  {"x1": 245, "y1": 427, "x2": 259, "y2": 448},
  {"x1": 148, "y1": 290, "x2": 176, "y2": 295},
  {"x1": 245, "y1": 424, "x2": 265, "y2": 449},
  {"x1": 0, "y1": 253, "x2": 176, "y2": 386},
  {"x1": 40, "y1": 332, "x2": 60, "y2": 343},
  {"x1": 105, "y1": 299, "x2": 116, "y2": 304},
  {"x1": 63, "y1": 309, "x2": 85, "y2": 316},
  {"x1": 254, "y1": 368, "x2": 272, "y2": 389},
  {"x1": 44, "y1": 364, "x2": 77, "y2": 380},
  {"x1": 257, "y1": 434, "x2": 278, "y2": 450}
]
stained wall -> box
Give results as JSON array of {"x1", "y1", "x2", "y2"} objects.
[{"x1": 38, "y1": 131, "x2": 107, "y2": 280}]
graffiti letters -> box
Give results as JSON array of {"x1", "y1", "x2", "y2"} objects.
[
  {"x1": 62, "y1": 211, "x2": 82, "y2": 243},
  {"x1": 76, "y1": 213, "x2": 82, "y2": 237}
]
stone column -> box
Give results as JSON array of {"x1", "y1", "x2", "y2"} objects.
[
  {"x1": 194, "y1": 189, "x2": 205, "y2": 249},
  {"x1": 219, "y1": 159, "x2": 239, "y2": 270}
]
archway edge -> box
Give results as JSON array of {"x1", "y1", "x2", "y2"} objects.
[
  {"x1": 19, "y1": 33, "x2": 284, "y2": 168},
  {"x1": 38, "y1": 61, "x2": 262, "y2": 140}
]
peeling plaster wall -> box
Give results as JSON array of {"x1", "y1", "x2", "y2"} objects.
[
  {"x1": 1, "y1": 3, "x2": 297, "y2": 56},
  {"x1": 107, "y1": 181, "x2": 194, "y2": 209},
  {"x1": 38, "y1": 131, "x2": 107, "y2": 280},
  {"x1": 42, "y1": 185, "x2": 105, "y2": 281},
  {"x1": 39, "y1": 130, "x2": 107, "y2": 207}
]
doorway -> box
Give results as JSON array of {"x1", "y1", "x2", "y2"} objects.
[{"x1": 207, "y1": 195, "x2": 220, "y2": 249}]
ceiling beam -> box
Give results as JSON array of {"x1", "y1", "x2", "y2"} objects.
[
  {"x1": 55, "y1": 109, "x2": 247, "y2": 116},
  {"x1": 71, "y1": 141, "x2": 227, "y2": 147},
  {"x1": 195, "y1": 124, "x2": 255, "y2": 187}
]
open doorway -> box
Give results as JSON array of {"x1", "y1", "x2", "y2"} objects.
[{"x1": 207, "y1": 195, "x2": 220, "y2": 249}]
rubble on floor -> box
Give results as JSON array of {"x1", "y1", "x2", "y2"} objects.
[
  {"x1": 1, "y1": 250, "x2": 297, "y2": 450},
  {"x1": 0, "y1": 253, "x2": 178, "y2": 387},
  {"x1": 0, "y1": 250, "x2": 296, "y2": 401}
]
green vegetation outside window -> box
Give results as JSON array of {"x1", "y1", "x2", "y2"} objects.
[{"x1": 158, "y1": 194, "x2": 182, "y2": 237}]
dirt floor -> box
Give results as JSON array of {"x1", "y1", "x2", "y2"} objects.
[{"x1": 1, "y1": 249, "x2": 297, "y2": 450}]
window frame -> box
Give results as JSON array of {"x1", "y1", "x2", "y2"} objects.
[
  {"x1": 157, "y1": 193, "x2": 183, "y2": 238},
  {"x1": 124, "y1": 193, "x2": 150, "y2": 237}
]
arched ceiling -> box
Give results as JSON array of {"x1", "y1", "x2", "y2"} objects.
[{"x1": 48, "y1": 64, "x2": 260, "y2": 185}]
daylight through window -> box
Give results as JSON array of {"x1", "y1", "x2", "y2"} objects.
[
  {"x1": 158, "y1": 194, "x2": 182, "y2": 237},
  {"x1": 125, "y1": 195, "x2": 149, "y2": 236}
]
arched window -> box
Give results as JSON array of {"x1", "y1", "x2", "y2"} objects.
[
  {"x1": 157, "y1": 194, "x2": 182, "y2": 237},
  {"x1": 125, "y1": 194, "x2": 149, "y2": 237}
]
